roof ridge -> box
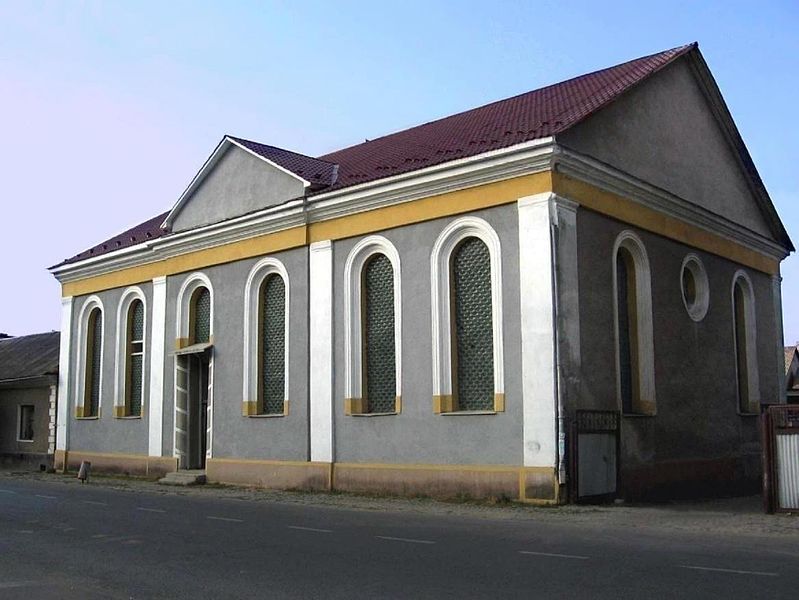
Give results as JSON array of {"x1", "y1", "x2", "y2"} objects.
[
  {"x1": 318, "y1": 43, "x2": 697, "y2": 160},
  {"x1": 228, "y1": 135, "x2": 338, "y2": 166}
]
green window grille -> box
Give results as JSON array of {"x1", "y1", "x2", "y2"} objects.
[
  {"x1": 260, "y1": 275, "x2": 286, "y2": 414},
  {"x1": 128, "y1": 300, "x2": 144, "y2": 417},
  {"x1": 85, "y1": 308, "x2": 102, "y2": 417},
  {"x1": 451, "y1": 237, "x2": 494, "y2": 411},
  {"x1": 363, "y1": 253, "x2": 396, "y2": 413},
  {"x1": 193, "y1": 287, "x2": 211, "y2": 344}
]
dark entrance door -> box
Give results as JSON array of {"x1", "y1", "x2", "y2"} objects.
[{"x1": 187, "y1": 354, "x2": 209, "y2": 470}]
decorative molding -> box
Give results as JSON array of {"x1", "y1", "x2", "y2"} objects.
[
  {"x1": 430, "y1": 216, "x2": 504, "y2": 404},
  {"x1": 242, "y1": 257, "x2": 290, "y2": 415},
  {"x1": 343, "y1": 235, "x2": 402, "y2": 410},
  {"x1": 553, "y1": 147, "x2": 788, "y2": 261}
]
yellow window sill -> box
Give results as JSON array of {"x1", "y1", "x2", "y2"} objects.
[
  {"x1": 440, "y1": 410, "x2": 497, "y2": 416},
  {"x1": 351, "y1": 412, "x2": 398, "y2": 418}
]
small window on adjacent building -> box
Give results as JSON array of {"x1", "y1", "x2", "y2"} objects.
[
  {"x1": 18, "y1": 405, "x2": 34, "y2": 441},
  {"x1": 126, "y1": 299, "x2": 145, "y2": 417}
]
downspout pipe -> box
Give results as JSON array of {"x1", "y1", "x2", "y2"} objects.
[{"x1": 549, "y1": 196, "x2": 567, "y2": 486}]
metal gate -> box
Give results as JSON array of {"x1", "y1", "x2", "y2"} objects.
[
  {"x1": 570, "y1": 410, "x2": 620, "y2": 503},
  {"x1": 763, "y1": 405, "x2": 799, "y2": 513}
]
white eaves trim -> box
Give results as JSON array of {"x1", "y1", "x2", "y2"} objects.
[
  {"x1": 553, "y1": 147, "x2": 789, "y2": 261},
  {"x1": 161, "y1": 136, "x2": 313, "y2": 231}
]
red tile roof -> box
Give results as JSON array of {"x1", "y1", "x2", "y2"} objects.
[
  {"x1": 229, "y1": 136, "x2": 338, "y2": 189},
  {"x1": 55, "y1": 44, "x2": 695, "y2": 268},
  {"x1": 318, "y1": 44, "x2": 695, "y2": 191}
]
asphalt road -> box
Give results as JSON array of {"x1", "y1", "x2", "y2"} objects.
[{"x1": 1, "y1": 477, "x2": 797, "y2": 599}]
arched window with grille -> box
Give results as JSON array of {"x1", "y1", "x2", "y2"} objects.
[
  {"x1": 344, "y1": 236, "x2": 402, "y2": 416},
  {"x1": 192, "y1": 287, "x2": 211, "y2": 344},
  {"x1": 431, "y1": 217, "x2": 504, "y2": 414},
  {"x1": 451, "y1": 237, "x2": 494, "y2": 411},
  {"x1": 125, "y1": 299, "x2": 145, "y2": 417},
  {"x1": 732, "y1": 271, "x2": 759, "y2": 414},
  {"x1": 613, "y1": 231, "x2": 656, "y2": 416},
  {"x1": 362, "y1": 253, "x2": 396, "y2": 414},
  {"x1": 259, "y1": 274, "x2": 286, "y2": 415},
  {"x1": 77, "y1": 300, "x2": 104, "y2": 419},
  {"x1": 243, "y1": 258, "x2": 290, "y2": 417}
]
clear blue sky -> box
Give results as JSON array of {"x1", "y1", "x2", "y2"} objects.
[{"x1": 1, "y1": 1, "x2": 797, "y2": 340}]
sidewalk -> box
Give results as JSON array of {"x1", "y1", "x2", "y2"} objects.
[{"x1": 3, "y1": 469, "x2": 797, "y2": 539}]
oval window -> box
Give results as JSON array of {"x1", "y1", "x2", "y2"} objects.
[{"x1": 681, "y1": 255, "x2": 709, "y2": 322}]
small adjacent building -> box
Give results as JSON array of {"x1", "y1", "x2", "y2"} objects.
[
  {"x1": 785, "y1": 345, "x2": 799, "y2": 404},
  {"x1": 48, "y1": 43, "x2": 792, "y2": 501},
  {"x1": 0, "y1": 332, "x2": 60, "y2": 470}
]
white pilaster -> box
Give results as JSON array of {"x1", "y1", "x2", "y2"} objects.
[
  {"x1": 309, "y1": 240, "x2": 334, "y2": 462},
  {"x1": 518, "y1": 193, "x2": 558, "y2": 467},
  {"x1": 772, "y1": 273, "x2": 786, "y2": 403},
  {"x1": 148, "y1": 276, "x2": 167, "y2": 456},
  {"x1": 56, "y1": 296, "x2": 73, "y2": 452}
]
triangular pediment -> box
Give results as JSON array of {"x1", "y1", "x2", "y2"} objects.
[
  {"x1": 558, "y1": 49, "x2": 791, "y2": 251},
  {"x1": 165, "y1": 138, "x2": 311, "y2": 233}
]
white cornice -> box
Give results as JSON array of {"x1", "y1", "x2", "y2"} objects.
[
  {"x1": 51, "y1": 138, "x2": 788, "y2": 286},
  {"x1": 553, "y1": 147, "x2": 789, "y2": 260}
]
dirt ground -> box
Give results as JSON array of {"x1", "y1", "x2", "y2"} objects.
[{"x1": 4, "y1": 469, "x2": 797, "y2": 540}]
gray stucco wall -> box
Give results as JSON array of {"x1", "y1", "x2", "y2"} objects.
[
  {"x1": 573, "y1": 208, "x2": 778, "y2": 483},
  {"x1": 331, "y1": 204, "x2": 524, "y2": 466},
  {"x1": 171, "y1": 145, "x2": 306, "y2": 233},
  {"x1": 162, "y1": 246, "x2": 309, "y2": 461},
  {"x1": 68, "y1": 283, "x2": 153, "y2": 455},
  {"x1": 0, "y1": 386, "x2": 51, "y2": 454},
  {"x1": 558, "y1": 57, "x2": 773, "y2": 239}
]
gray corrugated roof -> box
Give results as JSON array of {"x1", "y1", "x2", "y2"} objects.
[{"x1": 0, "y1": 331, "x2": 60, "y2": 382}]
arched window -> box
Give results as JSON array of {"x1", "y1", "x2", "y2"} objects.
[
  {"x1": 192, "y1": 287, "x2": 211, "y2": 344},
  {"x1": 243, "y1": 258, "x2": 290, "y2": 416},
  {"x1": 85, "y1": 307, "x2": 102, "y2": 417},
  {"x1": 75, "y1": 298, "x2": 104, "y2": 419},
  {"x1": 125, "y1": 300, "x2": 145, "y2": 416},
  {"x1": 259, "y1": 274, "x2": 286, "y2": 415},
  {"x1": 613, "y1": 231, "x2": 655, "y2": 416},
  {"x1": 115, "y1": 287, "x2": 146, "y2": 418},
  {"x1": 451, "y1": 237, "x2": 494, "y2": 411},
  {"x1": 431, "y1": 217, "x2": 504, "y2": 414},
  {"x1": 732, "y1": 271, "x2": 759, "y2": 413},
  {"x1": 344, "y1": 236, "x2": 401, "y2": 415},
  {"x1": 362, "y1": 253, "x2": 396, "y2": 413}
]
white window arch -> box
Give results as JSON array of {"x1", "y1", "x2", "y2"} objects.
[
  {"x1": 430, "y1": 216, "x2": 504, "y2": 413},
  {"x1": 731, "y1": 270, "x2": 760, "y2": 413},
  {"x1": 612, "y1": 230, "x2": 656, "y2": 415},
  {"x1": 176, "y1": 272, "x2": 214, "y2": 346},
  {"x1": 344, "y1": 235, "x2": 402, "y2": 415},
  {"x1": 242, "y1": 257, "x2": 290, "y2": 416},
  {"x1": 114, "y1": 286, "x2": 147, "y2": 418},
  {"x1": 75, "y1": 295, "x2": 105, "y2": 418}
]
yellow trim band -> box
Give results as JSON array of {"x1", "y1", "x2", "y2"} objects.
[{"x1": 551, "y1": 172, "x2": 779, "y2": 275}]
